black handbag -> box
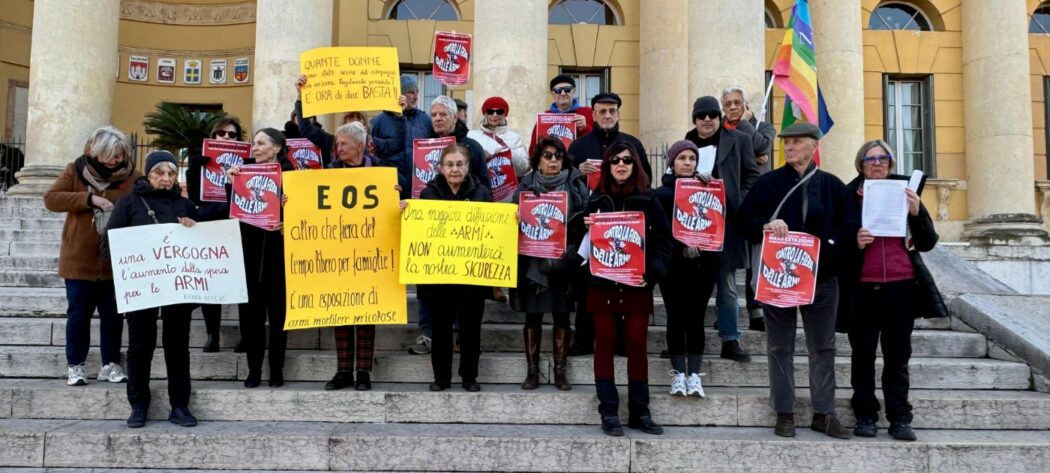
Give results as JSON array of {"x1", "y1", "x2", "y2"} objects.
[{"x1": 908, "y1": 250, "x2": 949, "y2": 319}]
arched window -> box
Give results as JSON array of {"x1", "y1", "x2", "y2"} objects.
[
  {"x1": 549, "y1": 0, "x2": 620, "y2": 26},
  {"x1": 765, "y1": 8, "x2": 781, "y2": 29},
  {"x1": 388, "y1": 0, "x2": 459, "y2": 21},
  {"x1": 868, "y1": 2, "x2": 932, "y2": 31},
  {"x1": 1031, "y1": 2, "x2": 1050, "y2": 34}
]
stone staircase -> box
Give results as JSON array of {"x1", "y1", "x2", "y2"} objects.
[{"x1": 1, "y1": 195, "x2": 1049, "y2": 472}]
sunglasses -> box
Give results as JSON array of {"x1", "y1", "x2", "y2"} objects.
[
  {"x1": 609, "y1": 156, "x2": 635, "y2": 165},
  {"x1": 552, "y1": 86, "x2": 575, "y2": 95},
  {"x1": 485, "y1": 109, "x2": 505, "y2": 116},
  {"x1": 540, "y1": 151, "x2": 564, "y2": 160},
  {"x1": 214, "y1": 130, "x2": 238, "y2": 138},
  {"x1": 862, "y1": 155, "x2": 892, "y2": 165},
  {"x1": 695, "y1": 112, "x2": 720, "y2": 121}
]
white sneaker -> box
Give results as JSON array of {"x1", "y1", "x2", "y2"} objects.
[
  {"x1": 98, "y1": 362, "x2": 128, "y2": 383},
  {"x1": 408, "y1": 334, "x2": 432, "y2": 355},
  {"x1": 668, "y1": 371, "x2": 687, "y2": 396},
  {"x1": 67, "y1": 364, "x2": 87, "y2": 386},
  {"x1": 686, "y1": 373, "x2": 706, "y2": 398}
]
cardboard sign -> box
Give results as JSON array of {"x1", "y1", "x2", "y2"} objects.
[
  {"x1": 755, "y1": 231, "x2": 821, "y2": 308},
  {"x1": 109, "y1": 220, "x2": 248, "y2": 313},
  {"x1": 412, "y1": 137, "x2": 456, "y2": 198},
  {"x1": 299, "y1": 47, "x2": 401, "y2": 117},
  {"x1": 486, "y1": 151, "x2": 518, "y2": 202},
  {"x1": 586, "y1": 159, "x2": 602, "y2": 191},
  {"x1": 536, "y1": 113, "x2": 576, "y2": 149},
  {"x1": 518, "y1": 192, "x2": 568, "y2": 259},
  {"x1": 283, "y1": 168, "x2": 407, "y2": 329},
  {"x1": 590, "y1": 212, "x2": 646, "y2": 287},
  {"x1": 229, "y1": 163, "x2": 282, "y2": 231},
  {"x1": 671, "y1": 178, "x2": 726, "y2": 251},
  {"x1": 200, "y1": 139, "x2": 249, "y2": 202},
  {"x1": 399, "y1": 200, "x2": 518, "y2": 287},
  {"x1": 432, "y1": 31, "x2": 471, "y2": 86},
  {"x1": 288, "y1": 138, "x2": 323, "y2": 170}
]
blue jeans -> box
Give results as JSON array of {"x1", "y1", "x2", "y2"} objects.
[
  {"x1": 714, "y1": 267, "x2": 741, "y2": 342},
  {"x1": 418, "y1": 297, "x2": 433, "y2": 338},
  {"x1": 64, "y1": 279, "x2": 123, "y2": 366}
]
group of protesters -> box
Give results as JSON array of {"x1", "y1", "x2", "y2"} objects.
[{"x1": 44, "y1": 71, "x2": 946, "y2": 440}]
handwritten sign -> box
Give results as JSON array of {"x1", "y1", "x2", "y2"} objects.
[
  {"x1": 537, "y1": 113, "x2": 576, "y2": 150},
  {"x1": 671, "y1": 178, "x2": 726, "y2": 251},
  {"x1": 432, "y1": 31, "x2": 471, "y2": 86},
  {"x1": 399, "y1": 200, "x2": 518, "y2": 287},
  {"x1": 590, "y1": 212, "x2": 646, "y2": 287},
  {"x1": 755, "y1": 231, "x2": 820, "y2": 308},
  {"x1": 412, "y1": 137, "x2": 456, "y2": 198},
  {"x1": 200, "y1": 139, "x2": 249, "y2": 202},
  {"x1": 287, "y1": 138, "x2": 323, "y2": 170},
  {"x1": 229, "y1": 163, "x2": 282, "y2": 230},
  {"x1": 109, "y1": 220, "x2": 248, "y2": 313},
  {"x1": 299, "y1": 47, "x2": 401, "y2": 117},
  {"x1": 282, "y1": 168, "x2": 406, "y2": 330},
  {"x1": 518, "y1": 192, "x2": 568, "y2": 259}
]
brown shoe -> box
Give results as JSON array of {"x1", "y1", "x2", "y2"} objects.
[
  {"x1": 774, "y1": 412, "x2": 795, "y2": 437},
  {"x1": 811, "y1": 413, "x2": 852, "y2": 439},
  {"x1": 520, "y1": 326, "x2": 541, "y2": 390},
  {"x1": 552, "y1": 326, "x2": 572, "y2": 390}
]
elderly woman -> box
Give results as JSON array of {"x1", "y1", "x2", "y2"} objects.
[
  {"x1": 584, "y1": 141, "x2": 672, "y2": 437},
  {"x1": 738, "y1": 122, "x2": 859, "y2": 439},
  {"x1": 654, "y1": 140, "x2": 716, "y2": 397},
  {"x1": 323, "y1": 121, "x2": 378, "y2": 391},
  {"x1": 468, "y1": 96, "x2": 531, "y2": 202},
  {"x1": 510, "y1": 137, "x2": 588, "y2": 391},
  {"x1": 105, "y1": 151, "x2": 198, "y2": 428},
  {"x1": 44, "y1": 126, "x2": 141, "y2": 386},
  {"x1": 413, "y1": 144, "x2": 493, "y2": 392},
  {"x1": 227, "y1": 128, "x2": 295, "y2": 388},
  {"x1": 842, "y1": 140, "x2": 943, "y2": 441}
]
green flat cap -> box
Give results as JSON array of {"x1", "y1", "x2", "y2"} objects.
[{"x1": 778, "y1": 122, "x2": 821, "y2": 140}]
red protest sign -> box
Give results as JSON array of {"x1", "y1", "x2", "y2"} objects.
[
  {"x1": 200, "y1": 139, "x2": 249, "y2": 202},
  {"x1": 586, "y1": 159, "x2": 602, "y2": 191},
  {"x1": 229, "y1": 163, "x2": 283, "y2": 231},
  {"x1": 755, "y1": 231, "x2": 821, "y2": 308},
  {"x1": 671, "y1": 178, "x2": 726, "y2": 251},
  {"x1": 412, "y1": 137, "x2": 456, "y2": 198},
  {"x1": 487, "y1": 150, "x2": 518, "y2": 202},
  {"x1": 287, "y1": 138, "x2": 323, "y2": 170},
  {"x1": 590, "y1": 212, "x2": 646, "y2": 287},
  {"x1": 519, "y1": 191, "x2": 568, "y2": 259},
  {"x1": 536, "y1": 113, "x2": 576, "y2": 149},
  {"x1": 433, "y1": 31, "x2": 471, "y2": 86}
]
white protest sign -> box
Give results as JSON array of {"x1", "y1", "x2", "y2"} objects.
[{"x1": 109, "y1": 219, "x2": 248, "y2": 313}]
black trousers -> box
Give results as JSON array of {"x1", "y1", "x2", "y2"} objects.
[
  {"x1": 849, "y1": 279, "x2": 916, "y2": 423},
  {"x1": 661, "y1": 251, "x2": 719, "y2": 356},
  {"x1": 241, "y1": 273, "x2": 287, "y2": 375},
  {"x1": 429, "y1": 297, "x2": 484, "y2": 385},
  {"x1": 125, "y1": 304, "x2": 193, "y2": 409}
]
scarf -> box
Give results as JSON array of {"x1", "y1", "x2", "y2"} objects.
[
  {"x1": 532, "y1": 169, "x2": 571, "y2": 191},
  {"x1": 76, "y1": 154, "x2": 135, "y2": 192}
]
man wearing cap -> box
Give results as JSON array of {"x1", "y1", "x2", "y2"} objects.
[
  {"x1": 569, "y1": 92, "x2": 653, "y2": 179},
  {"x1": 737, "y1": 122, "x2": 858, "y2": 439},
  {"x1": 371, "y1": 74, "x2": 434, "y2": 199},
  {"x1": 529, "y1": 74, "x2": 595, "y2": 154},
  {"x1": 684, "y1": 96, "x2": 760, "y2": 363},
  {"x1": 468, "y1": 96, "x2": 531, "y2": 202}
]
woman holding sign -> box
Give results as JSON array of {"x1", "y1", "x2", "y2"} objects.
[
  {"x1": 583, "y1": 141, "x2": 672, "y2": 437},
  {"x1": 510, "y1": 137, "x2": 588, "y2": 391},
  {"x1": 415, "y1": 144, "x2": 493, "y2": 392},
  {"x1": 737, "y1": 122, "x2": 859, "y2": 439},
  {"x1": 105, "y1": 151, "x2": 198, "y2": 428},
  {"x1": 840, "y1": 140, "x2": 943, "y2": 441}
]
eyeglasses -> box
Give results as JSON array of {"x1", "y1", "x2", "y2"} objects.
[
  {"x1": 540, "y1": 151, "x2": 563, "y2": 160},
  {"x1": 485, "y1": 109, "x2": 505, "y2": 116},
  {"x1": 552, "y1": 86, "x2": 575, "y2": 95},
  {"x1": 609, "y1": 156, "x2": 635, "y2": 165},
  {"x1": 695, "y1": 112, "x2": 720, "y2": 121},
  {"x1": 595, "y1": 108, "x2": 619, "y2": 116},
  {"x1": 442, "y1": 162, "x2": 467, "y2": 169},
  {"x1": 214, "y1": 130, "x2": 238, "y2": 138},
  {"x1": 862, "y1": 155, "x2": 892, "y2": 165}
]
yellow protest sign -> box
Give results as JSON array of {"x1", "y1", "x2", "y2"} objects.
[
  {"x1": 283, "y1": 168, "x2": 406, "y2": 330},
  {"x1": 299, "y1": 47, "x2": 401, "y2": 117},
  {"x1": 399, "y1": 200, "x2": 519, "y2": 288}
]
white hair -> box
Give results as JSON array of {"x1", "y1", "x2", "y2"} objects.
[
  {"x1": 430, "y1": 95, "x2": 458, "y2": 115},
  {"x1": 720, "y1": 86, "x2": 748, "y2": 105},
  {"x1": 85, "y1": 126, "x2": 131, "y2": 164},
  {"x1": 149, "y1": 161, "x2": 178, "y2": 173},
  {"x1": 335, "y1": 121, "x2": 368, "y2": 145}
]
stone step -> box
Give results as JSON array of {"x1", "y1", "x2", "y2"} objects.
[
  {"x1": 15, "y1": 217, "x2": 66, "y2": 231},
  {"x1": 0, "y1": 347, "x2": 1029, "y2": 390},
  {"x1": 0, "y1": 229, "x2": 61, "y2": 242},
  {"x1": 0, "y1": 287, "x2": 68, "y2": 315},
  {"x1": 12, "y1": 318, "x2": 987, "y2": 358},
  {"x1": 3, "y1": 379, "x2": 1048, "y2": 430},
  {"x1": 1, "y1": 419, "x2": 1048, "y2": 472},
  {"x1": 6, "y1": 241, "x2": 62, "y2": 257},
  {"x1": 0, "y1": 203, "x2": 56, "y2": 220},
  {"x1": 0, "y1": 271, "x2": 63, "y2": 288},
  {"x1": 0, "y1": 256, "x2": 59, "y2": 271}
]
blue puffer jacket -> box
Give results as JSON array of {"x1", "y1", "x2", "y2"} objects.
[{"x1": 370, "y1": 108, "x2": 433, "y2": 198}]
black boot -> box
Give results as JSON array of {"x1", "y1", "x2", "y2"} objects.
[
  {"x1": 595, "y1": 379, "x2": 622, "y2": 436},
  {"x1": 127, "y1": 404, "x2": 148, "y2": 428},
  {"x1": 720, "y1": 340, "x2": 752, "y2": 362},
  {"x1": 355, "y1": 371, "x2": 372, "y2": 391},
  {"x1": 520, "y1": 326, "x2": 541, "y2": 390},
  {"x1": 570, "y1": 307, "x2": 594, "y2": 356},
  {"x1": 325, "y1": 371, "x2": 354, "y2": 390},
  {"x1": 202, "y1": 305, "x2": 221, "y2": 353},
  {"x1": 627, "y1": 381, "x2": 663, "y2": 435},
  {"x1": 552, "y1": 326, "x2": 571, "y2": 390}
]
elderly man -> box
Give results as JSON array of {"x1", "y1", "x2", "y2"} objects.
[
  {"x1": 371, "y1": 75, "x2": 434, "y2": 199},
  {"x1": 328, "y1": 122, "x2": 378, "y2": 169},
  {"x1": 428, "y1": 96, "x2": 489, "y2": 186},
  {"x1": 737, "y1": 122, "x2": 858, "y2": 439},
  {"x1": 684, "y1": 96, "x2": 760, "y2": 363},
  {"x1": 529, "y1": 74, "x2": 594, "y2": 154}
]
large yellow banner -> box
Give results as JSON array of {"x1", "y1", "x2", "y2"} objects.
[
  {"x1": 283, "y1": 168, "x2": 406, "y2": 330},
  {"x1": 299, "y1": 47, "x2": 401, "y2": 117},
  {"x1": 399, "y1": 200, "x2": 519, "y2": 288}
]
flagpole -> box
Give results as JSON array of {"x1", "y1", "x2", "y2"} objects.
[{"x1": 757, "y1": 78, "x2": 776, "y2": 124}]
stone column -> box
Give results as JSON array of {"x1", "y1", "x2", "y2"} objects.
[
  {"x1": 810, "y1": 0, "x2": 865, "y2": 179},
  {"x1": 9, "y1": 0, "x2": 120, "y2": 195},
  {"x1": 687, "y1": 0, "x2": 765, "y2": 111},
  {"x1": 252, "y1": 0, "x2": 332, "y2": 133},
  {"x1": 640, "y1": 0, "x2": 689, "y2": 154},
  {"x1": 472, "y1": 0, "x2": 548, "y2": 140},
  {"x1": 960, "y1": 0, "x2": 1047, "y2": 243}
]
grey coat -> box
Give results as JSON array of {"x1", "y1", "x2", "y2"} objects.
[{"x1": 735, "y1": 118, "x2": 777, "y2": 175}]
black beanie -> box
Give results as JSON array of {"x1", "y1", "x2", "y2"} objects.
[
  {"x1": 692, "y1": 96, "x2": 722, "y2": 120},
  {"x1": 550, "y1": 74, "x2": 576, "y2": 90}
]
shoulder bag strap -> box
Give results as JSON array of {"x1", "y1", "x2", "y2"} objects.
[{"x1": 137, "y1": 196, "x2": 161, "y2": 224}]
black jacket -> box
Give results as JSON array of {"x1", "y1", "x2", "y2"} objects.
[
  {"x1": 108, "y1": 178, "x2": 197, "y2": 231},
  {"x1": 227, "y1": 157, "x2": 295, "y2": 284},
  {"x1": 583, "y1": 190, "x2": 672, "y2": 290},
  {"x1": 430, "y1": 120, "x2": 491, "y2": 188},
  {"x1": 416, "y1": 174, "x2": 494, "y2": 301},
  {"x1": 568, "y1": 124, "x2": 653, "y2": 180},
  {"x1": 737, "y1": 163, "x2": 860, "y2": 282}
]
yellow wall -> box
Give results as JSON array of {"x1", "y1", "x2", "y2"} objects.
[{"x1": 0, "y1": 0, "x2": 32, "y2": 141}]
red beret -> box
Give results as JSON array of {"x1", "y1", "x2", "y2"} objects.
[{"x1": 481, "y1": 96, "x2": 510, "y2": 116}]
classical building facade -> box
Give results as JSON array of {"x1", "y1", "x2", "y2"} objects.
[{"x1": 2, "y1": 0, "x2": 1050, "y2": 242}]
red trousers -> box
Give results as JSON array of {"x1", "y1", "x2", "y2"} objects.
[{"x1": 588, "y1": 286, "x2": 652, "y2": 382}]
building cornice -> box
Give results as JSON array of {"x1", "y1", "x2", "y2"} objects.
[{"x1": 120, "y1": 1, "x2": 256, "y2": 26}]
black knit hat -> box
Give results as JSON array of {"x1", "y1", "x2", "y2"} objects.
[
  {"x1": 144, "y1": 150, "x2": 177, "y2": 173},
  {"x1": 692, "y1": 96, "x2": 722, "y2": 121},
  {"x1": 550, "y1": 74, "x2": 576, "y2": 90}
]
